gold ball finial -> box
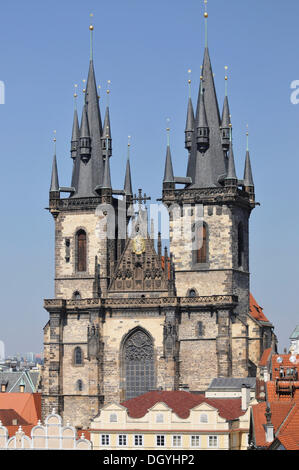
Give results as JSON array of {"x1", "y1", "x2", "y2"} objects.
[
  {"x1": 89, "y1": 25, "x2": 94, "y2": 31},
  {"x1": 204, "y1": 12, "x2": 208, "y2": 18}
]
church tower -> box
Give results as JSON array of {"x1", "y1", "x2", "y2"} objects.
[
  {"x1": 162, "y1": 8, "x2": 257, "y2": 387},
  {"x1": 42, "y1": 10, "x2": 274, "y2": 428}
]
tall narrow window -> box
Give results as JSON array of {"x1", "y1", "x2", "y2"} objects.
[
  {"x1": 193, "y1": 223, "x2": 207, "y2": 264},
  {"x1": 238, "y1": 223, "x2": 244, "y2": 267},
  {"x1": 123, "y1": 329, "x2": 155, "y2": 400},
  {"x1": 76, "y1": 230, "x2": 87, "y2": 272},
  {"x1": 74, "y1": 347, "x2": 83, "y2": 365}
]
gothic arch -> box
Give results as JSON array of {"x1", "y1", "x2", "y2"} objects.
[{"x1": 120, "y1": 327, "x2": 155, "y2": 401}]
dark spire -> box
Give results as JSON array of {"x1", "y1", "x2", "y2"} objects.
[
  {"x1": 188, "y1": 47, "x2": 226, "y2": 187},
  {"x1": 50, "y1": 152, "x2": 59, "y2": 192},
  {"x1": 79, "y1": 104, "x2": 91, "y2": 163},
  {"x1": 163, "y1": 127, "x2": 174, "y2": 184},
  {"x1": 185, "y1": 97, "x2": 195, "y2": 147},
  {"x1": 221, "y1": 95, "x2": 231, "y2": 151},
  {"x1": 244, "y1": 132, "x2": 254, "y2": 188},
  {"x1": 85, "y1": 59, "x2": 104, "y2": 188},
  {"x1": 124, "y1": 139, "x2": 133, "y2": 196},
  {"x1": 225, "y1": 129, "x2": 237, "y2": 185},
  {"x1": 70, "y1": 104, "x2": 80, "y2": 190},
  {"x1": 196, "y1": 81, "x2": 210, "y2": 152},
  {"x1": 101, "y1": 106, "x2": 112, "y2": 158},
  {"x1": 102, "y1": 155, "x2": 112, "y2": 189}
]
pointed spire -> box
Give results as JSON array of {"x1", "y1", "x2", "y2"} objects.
[
  {"x1": 163, "y1": 127, "x2": 174, "y2": 185},
  {"x1": 185, "y1": 70, "x2": 195, "y2": 151},
  {"x1": 221, "y1": 67, "x2": 231, "y2": 153},
  {"x1": 80, "y1": 104, "x2": 91, "y2": 163},
  {"x1": 50, "y1": 133, "x2": 59, "y2": 192},
  {"x1": 244, "y1": 130, "x2": 254, "y2": 188},
  {"x1": 196, "y1": 80, "x2": 210, "y2": 152},
  {"x1": 124, "y1": 136, "x2": 133, "y2": 196},
  {"x1": 101, "y1": 104, "x2": 112, "y2": 158},
  {"x1": 102, "y1": 155, "x2": 112, "y2": 189},
  {"x1": 71, "y1": 89, "x2": 80, "y2": 159},
  {"x1": 225, "y1": 128, "x2": 237, "y2": 185}
]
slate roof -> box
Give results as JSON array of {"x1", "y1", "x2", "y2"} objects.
[
  {"x1": 290, "y1": 326, "x2": 299, "y2": 340},
  {"x1": 121, "y1": 390, "x2": 246, "y2": 421},
  {"x1": 0, "y1": 370, "x2": 40, "y2": 393},
  {"x1": 207, "y1": 377, "x2": 256, "y2": 391}
]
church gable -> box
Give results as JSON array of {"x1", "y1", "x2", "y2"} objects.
[{"x1": 109, "y1": 234, "x2": 169, "y2": 295}]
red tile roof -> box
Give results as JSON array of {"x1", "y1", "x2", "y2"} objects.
[
  {"x1": 0, "y1": 393, "x2": 41, "y2": 426},
  {"x1": 271, "y1": 354, "x2": 299, "y2": 380},
  {"x1": 0, "y1": 409, "x2": 29, "y2": 426},
  {"x1": 249, "y1": 294, "x2": 270, "y2": 323},
  {"x1": 259, "y1": 348, "x2": 272, "y2": 367},
  {"x1": 121, "y1": 390, "x2": 246, "y2": 420},
  {"x1": 266, "y1": 381, "x2": 299, "y2": 402},
  {"x1": 78, "y1": 429, "x2": 91, "y2": 440},
  {"x1": 252, "y1": 401, "x2": 293, "y2": 448}
]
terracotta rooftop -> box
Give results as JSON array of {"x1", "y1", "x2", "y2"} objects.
[
  {"x1": 249, "y1": 294, "x2": 270, "y2": 323},
  {"x1": 121, "y1": 390, "x2": 246, "y2": 420},
  {"x1": 271, "y1": 354, "x2": 299, "y2": 381},
  {"x1": 0, "y1": 409, "x2": 29, "y2": 426},
  {"x1": 259, "y1": 348, "x2": 272, "y2": 367},
  {"x1": 0, "y1": 393, "x2": 41, "y2": 426},
  {"x1": 252, "y1": 401, "x2": 293, "y2": 448}
]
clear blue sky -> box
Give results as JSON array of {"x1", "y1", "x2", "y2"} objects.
[{"x1": 0, "y1": 0, "x2": 298, "y2": 355}]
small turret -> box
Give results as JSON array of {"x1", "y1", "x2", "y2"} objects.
[
  {"x1": 196, "y1": 81, "x2": 209, "y2": 153},
  {"x1": 243, "y1": 131, "x2": 255, "y2": 196},
  {"x1": 163, "y1": 128, "x2": 175, "y2": 190},
  {"x1": 101, "y1": 105, "x2": 112, "y2": 158},
  {"x1": 221, "y1": 96, "x2": 231, "y2": 152},
  {"x1": 80, "y1": 104, "x2": 91, "y2": 163},
  {"x1": 225, "y1": 127, "x2": 237, "y2": 186}
]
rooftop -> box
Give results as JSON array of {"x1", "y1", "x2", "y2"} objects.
[{"x1": 121, "y1": 390, "x2": 246, "y2": 421}]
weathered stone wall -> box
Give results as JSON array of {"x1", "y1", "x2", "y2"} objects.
[
  {"x1": 54, "y1": 210, "x2": 107, "y2": 299},
  {"x1": 178, "y1": 311, "x2": 218, "y2": 390}
]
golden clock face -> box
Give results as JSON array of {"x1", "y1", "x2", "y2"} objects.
[{"x1": 132, "y1": 236, "x2": 146, "y2": 255}]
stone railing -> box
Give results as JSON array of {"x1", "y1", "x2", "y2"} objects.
[{"x1": 44, "y1": 295, "x2": 238, "y2": 311}]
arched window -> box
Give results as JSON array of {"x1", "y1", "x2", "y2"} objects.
[
  {"x1": 238, "y1": 223, "x2": 244, "y2": 267},
  {"x1": 74, "y1": 347, "x2": 83, "y2": 365},
  {"x1": 123, "y1": 329, "x2": 155, "y2": 400},
  {"x1": 76, "y1": 230, "x2": 87, "y2": 272},
  {"x1": 76, "y1": 380, "x2": 83, "y2": 391},
  {"x1": 193, "y1": 223, "x2": 208, "y2": 265},
  {"x1": 188, "y1": 288, "x2": 197, "y2": 298},
  {"x1": 73, "y1": 291, "x2": 81, "y2": 300}
]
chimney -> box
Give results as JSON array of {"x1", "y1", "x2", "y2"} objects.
[
  {"x1": 241, "y1": 384, "x2": 251, "y2": 411},
  {"x1": 265, "y1": 404, "x2": 274, "y2": 443}
]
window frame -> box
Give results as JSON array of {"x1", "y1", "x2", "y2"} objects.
[
  {"x1": 192, "y1": 222, "x2": 209, "y2": 269},
  {"x1": 208, "y1": 435, "x2": 218, "y2": 448},
  {"x1": 101, "y1": 434, "x2": 110, "y2": 446},
  {"x1": 134, "y1": 434, "x2": 144, "y2": 447},
  {"x1": 76, "y1": 229, "x2": 87, "y2": 273},
  {"x1": 172, "y1": 435, "x2": 182, "y2": 447},
  {"x1": 118, "y1": 434, "x2": 128, "y2": 447},
  {"x1": 74, "y1": 346, "x2": 83, "y2": 366},
  {"x1": 156, "y1": 434, "x2": 166, "y2": 447},
  {"x1": 191, "y1": 435, "x2": 201, "y2": 448}
]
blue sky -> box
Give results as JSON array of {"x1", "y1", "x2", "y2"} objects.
[{"x1": 0, "y1": 0, "x2": 298, "y2": 355}]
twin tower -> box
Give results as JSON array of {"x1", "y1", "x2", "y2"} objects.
[{"x1": 42, "y1": 19, "x2": 270, "y2": 429}]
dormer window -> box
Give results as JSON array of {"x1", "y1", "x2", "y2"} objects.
[
  {"x1": 156, "y1": 413, "x2": 164, "y2": 423},
  {"x1": 110, "y1": 413, "x2": 117, "y2": 423}
]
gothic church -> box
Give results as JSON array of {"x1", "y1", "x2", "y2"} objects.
[{"x1": 42, "y1": 15, "x2": 276, "y2": 427}]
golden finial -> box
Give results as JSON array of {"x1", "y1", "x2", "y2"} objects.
[
  {"x1": 98, "y1": 85, "x2": 101, "y2": 100},
  {"x1": 82, "y1": 79, "x2": 86, "y2": 93},
  {"x1": 89, "y1": 13, "x2": 94, "y2": 30},
  {"x1": 53, "y1": 130, "x2": 57, "y2": 143},
  {"x1": 107, "y1": 80, "x2": 111, "y2": 95},
  {"x1": 188, "y1": 69, "x2": 192, "y2": 84},
  {"x1": 204, "y1": 0, "x2": 208, "y2": 17},
  {"x1": 128, "y1": 135, "x2": 131, "y2": 148},
  {"x1": 246, "y1": 124, "x2": 249, "y2": 150}
]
